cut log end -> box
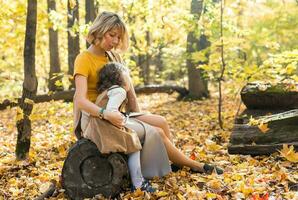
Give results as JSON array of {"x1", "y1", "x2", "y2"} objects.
[{"x1": 61, "y1": 139, "x2": 130, "y2": 199}]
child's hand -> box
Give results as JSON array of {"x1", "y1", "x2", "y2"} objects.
[{"x1": 103, "y1": 110, "x2": 125, "y2": 128}]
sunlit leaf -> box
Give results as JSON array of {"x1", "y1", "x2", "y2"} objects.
[
  {"x1": 258, "y1": 123, "x2": 269, "y2": 133},
  {"x1": 279, "y1": 144, "x2": 298, "y2": 163}
]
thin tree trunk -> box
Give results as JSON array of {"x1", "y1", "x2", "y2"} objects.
[
  {"x1": 186, "y1": 0, "x2": 209, "y2": 99},
  {"x1": 154, "y1": 44, "x2": 164, "y2": 77},
  {"x1": 47, "y1": 0, "x2": 63, "y2": 92},
  {"x1": 218, "y1": 0, "x2": 226, "y2": 129},
  {"x1": 16, "y1": 0, "x2": 38, "y2": 160},
  {"x1": 67, "y1": 0, "x2": 80, "y2": 89},
  {"x1": 85, "y1": 0, "x2": 96, "y2": 49},
  {"x1": 144, "y1": 31, "x2": 151, "y2": 85}
]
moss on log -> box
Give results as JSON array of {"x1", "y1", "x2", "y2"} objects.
[{"x1": 241, "y1": 82, "x2": 298, "y2": 109}]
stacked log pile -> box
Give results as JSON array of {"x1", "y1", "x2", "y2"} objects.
[{"x1": 228, "y1": 82, "x2": 298, "y2": 155}]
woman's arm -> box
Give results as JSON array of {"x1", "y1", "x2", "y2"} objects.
[{"x1": 74, "y1": 75, "x2": 124, "y2": 127}]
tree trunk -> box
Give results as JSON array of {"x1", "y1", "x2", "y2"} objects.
[
  {"x1": 16, "y1": 0, "x2": 38, "y2": 160},
  {"x1": 187, "y1": 0, "x2": 209, "y2": 99},
  {"x1": 138, "y1": 31, "x2": 151, "y2": 85},
  {"x1": 67, "y1": 0, "x2": 80, "y2": 89},
  {"x1": 62, "y1": 139, "x2": 130, "y2": 199},
  {"x1": 47, "y1": 0, "x2": 63, "y2": 92},
  {"x1": 154, "y1": 44, "x2": 164, "y2": 82},
  {"x1": 85, "y1": 0, "x2": 96, "y2": 49}
]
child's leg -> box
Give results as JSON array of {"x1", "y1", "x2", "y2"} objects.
[
  {"x1": 135, "y1": 114, "x2": 173, "y2": 142},
  {"x1": 128, "y1": 151, "x2": 144, "y2": 188}
]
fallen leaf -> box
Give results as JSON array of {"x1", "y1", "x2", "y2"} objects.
[
  {"x1": 279, "y1": 144, "x2": 298, "y2": 163},
  {"x1": 156, "y1": 191, "x2": 168, "y2": 197},
  {"x1": 189, "y1": 152, "x2": 196, "y2": 160},
  {"x1": 258, "y1": 123, "x2": 269, "y2": 133},
  {"x1": 24, "y1": 98, "x2": 34, "y2": 105}
]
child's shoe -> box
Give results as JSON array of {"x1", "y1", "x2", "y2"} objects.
[{"x1": 131, "y1": 180, "x2": 156, "y2": 193}]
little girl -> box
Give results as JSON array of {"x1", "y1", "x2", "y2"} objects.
[{"x1": 96, "y1": 62, "x2": 162, "y2": 192}]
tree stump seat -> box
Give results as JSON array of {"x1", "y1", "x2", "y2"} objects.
[
  {"x1": 61, "y1": 138, "x2": 130, "y2": 200},
  {"x1": 228, "y1": 82, "x2": 298, "y2": 155}
]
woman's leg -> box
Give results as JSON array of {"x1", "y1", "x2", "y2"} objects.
[
  {"x1": 153, "y1": 126, "x2": 205, "y2": 172},
  {"x1": 135, "y1": 114, "x2": 173, "y2": 142}
]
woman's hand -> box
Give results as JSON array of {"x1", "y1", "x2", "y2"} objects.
[{"x1": 103, "y1": 110, "x2": 125, "y2": 128}]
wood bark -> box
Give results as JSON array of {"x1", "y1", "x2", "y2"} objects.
[
  {"x1": 187, "y1": 0, "x2": 209, "y2": 99},
  {"x1": 229, "y1": 109, "x2": 298, "y2": 155},
  {"x1": 85, "y1": 0, "x2": 96, "y2": 49},
  {"x1": 138, "y1": 31, "x2": 151, "y2": 85},
  {"x1": 47, "y1": 0, "x2": 63, "y2": 92},
  {"x1": 0, "y1": 85, "x2": 188, "y2": 110},
  {"x1": 155, "y1": 45, "x2": 164, "y2": 74},
  {"x1": 67, "y1": 0, "x2": 80, "y2": 89},
  {"x1": 241, "y1": 83, "x2": 298, "y2": 109},
  {"x1": 15, "y1": 0, "x2": 38, "y2": 160},
  {"x1": 62, "y1": 138, "x2": 129, "y2": 199},
  {"x1": 228, "y1": 143, "x2": 298, "y2": 155}
]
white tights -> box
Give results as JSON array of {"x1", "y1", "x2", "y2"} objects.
[{"x1": 128, "y1": 151, "x2": 144, "y2": 188}]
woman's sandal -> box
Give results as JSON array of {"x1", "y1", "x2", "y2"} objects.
[
  {"x1": 171, "y1": 163, "x2": 182, "y2": 172},
  {"x1": 191, "y1": 164, "x2": 224, "y2": 175},
  {"x1": 171, "y1": 163, "x2": 223, "y2": 175}
]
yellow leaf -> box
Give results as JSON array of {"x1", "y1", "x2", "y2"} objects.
[
  {"x1": 180, "y1": 170, "x2": 187, "y2": 177},
  {"x1": 132, "y1": 188, "x2": 144, "y2": 197},
  {"x1": 177, "y1": 193, "x2": 185, "y2": 200},
  {"x1": 156, "y1": 191, "x2": 168, "y2": 197},
  {"x1": 206, "y1": 192, "x2": 217, "y2": 199},
  {"x1": 57, "y1": 145, "x2": 66, "y2": 157},
  {"x1": 248, "y1": 116, "x2": 259, "y2": 126},
  {"x1": 68, "y1": 0, "x2": 77, "y2": 9},
  {"x1": 258, "y1": 123, "x2": 269, "y2": 133},
  {"x1": 24, "y1": 98, "x2": 34, "y2": 105},
  {"x1": 54, "y1": 80, "x2": 63, "y2": 87},
  {"x1": 207, "y1": 179, "x2": 222, "y2": 190},
  {"x1": 16, "y1": 106, "x2": 24, "y2": 121},
  {"x1": 231, "y1": 174, "x2": 243, "y2": 181},
  {"x1": 279, "y1": 144, "x2": 298, "y2": 163},
  {"x1": 239, "y1": 182, "x2": 253, "y2": 196}
]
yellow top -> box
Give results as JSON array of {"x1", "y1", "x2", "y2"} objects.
[{"x1": 74, "y1": 51, "x2": 108, "y2": 102}]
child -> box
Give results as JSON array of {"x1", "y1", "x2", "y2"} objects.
[{"x1": 97, "y1": 62, "x2": 159, "y2": 192}]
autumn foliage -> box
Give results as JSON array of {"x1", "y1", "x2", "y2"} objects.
[{"x1": 1, "y1": 93, "x2": 298, "y2": 199}]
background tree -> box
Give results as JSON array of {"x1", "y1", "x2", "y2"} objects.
[
  {"x1": 47, "y1": 0, "x2": 63, "y2": 92},
  {"x1": 16, "y1": 0, "x2": 38, "y2": 160},
  {"x1": 85, "y1": 0, "x2": 97, "y2": 49},
  {"x1": 186, "y1": 0, "x2": 209, "y2": 99},
  {"x1": 67, "y1": 0, "x2": 80, "y2": 89}
]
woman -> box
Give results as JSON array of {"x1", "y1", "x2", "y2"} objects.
[{"x1": 73, "y1": 11, "x2": 223, "y2": 185}]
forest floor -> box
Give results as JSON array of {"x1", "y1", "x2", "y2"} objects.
[{"x1": 0, "y1": 92, "x2": 297, "y2": 200}]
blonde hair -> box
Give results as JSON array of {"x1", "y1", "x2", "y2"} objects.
[{"x1": 86, "y1": 11, "x2": 129, "y2": 52}]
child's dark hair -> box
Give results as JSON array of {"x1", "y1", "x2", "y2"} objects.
[{"x1": 97, "y1": 62, "x2": 128, "y2": 92}]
